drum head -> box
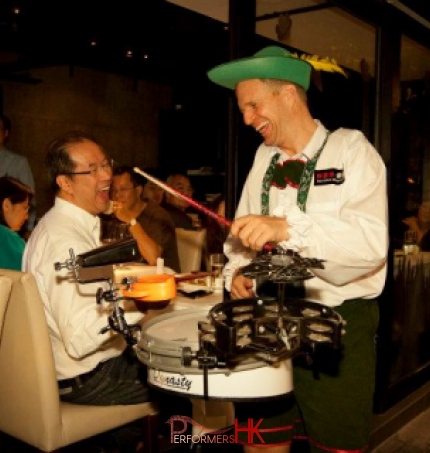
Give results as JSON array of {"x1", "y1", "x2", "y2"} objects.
[{"x1": 137, "y1": 309, "x2": 293, "y2": 400}]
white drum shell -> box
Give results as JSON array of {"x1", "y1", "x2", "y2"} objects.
[{"x1": 137, "y1": 309, "x2": 293, "y2": 400}]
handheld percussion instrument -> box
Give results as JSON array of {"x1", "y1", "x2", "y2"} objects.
[
  {"x1": 122, "y1": 274, "x2": 176, "y2": 302},
  {"x1": 54, "y1": 238, "x2": 142, "y2": 283}
]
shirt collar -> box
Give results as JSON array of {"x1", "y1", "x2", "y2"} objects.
[
  {"x1": 269, "y1": 120, "x2": 328, "y2": 163},
  {"x1": 301, "y1": 120, "x2": 328, "y2": 161}
]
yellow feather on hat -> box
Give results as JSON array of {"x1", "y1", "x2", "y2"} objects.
[{"x1": 292, "y1": 53, "x2": 347, "y2": 77}]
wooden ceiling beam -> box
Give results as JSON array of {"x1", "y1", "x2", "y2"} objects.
[{"x1": 256, "y1": 3, "x2": 333, "y2": 22}]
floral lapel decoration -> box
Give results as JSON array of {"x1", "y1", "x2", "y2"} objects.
[{"x1": 271, "y1": 159, "x2": 307, "y2": 189}]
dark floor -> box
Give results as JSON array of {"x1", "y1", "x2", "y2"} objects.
[
  {"x1": 371, "y1": 406, "x2": 430, "y2": 453},
  {"x1": 2, "y1": 407, "x2": 430, "y2": 452}
]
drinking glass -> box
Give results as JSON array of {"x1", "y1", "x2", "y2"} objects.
[
  {"x1": 116, "y1": 223, "x2": 129, "y2": 241},
  {"x1": 403, "y1": 230, "x2": 418, "y2": 255},
  {"x1": 100, "y1": 219, "x2": 130, "y2": 243},
  {"x1": 209, "y1": 253, "x2": 225, "y2": 292},
  {"x1": 100, "y1": 218, "x2": 116, "y2": 244}
]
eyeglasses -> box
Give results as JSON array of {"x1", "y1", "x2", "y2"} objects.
[
  {"x1": 62, "y1": 158, "x2": 114, "y2": 176},
  {"x1": 111, "y1": 186, "x2": 135, "y2": 195}
]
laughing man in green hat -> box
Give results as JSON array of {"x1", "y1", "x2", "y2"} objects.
[{"x1": 208, "y1": 46, "x2": 388, "y2": 453}]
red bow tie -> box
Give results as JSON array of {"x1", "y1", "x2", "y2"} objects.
[{"x1": 271, "y1": 159, "x2": 306, "y2": 189}]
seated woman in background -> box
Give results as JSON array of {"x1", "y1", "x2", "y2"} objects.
[{"x1": 0, "y1": 176, "x2": 34, "y2": 270}]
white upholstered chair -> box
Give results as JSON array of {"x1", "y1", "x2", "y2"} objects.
[
  {"x1": 0, "y1": 268, "x2": 159, "y2": 452},
  {"x1": 0, "y1": 275, "x2": 12, "y2": 338},
  {"x1": 175, "y1": 228, "x2": 207, "y2": 273}
]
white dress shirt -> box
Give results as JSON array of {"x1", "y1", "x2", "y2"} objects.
[
  {"x1": 23, "y1": 198, "x2": 144, "y2": 380},
  {"x1": 224, "y1": 121, "x2": 388, "y2": 307}
]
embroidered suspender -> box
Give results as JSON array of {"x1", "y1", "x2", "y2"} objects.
[
  {"x1": 261, "y1": 152, "x2": 280, "y2": 215},
  {"x1": 297, "y1": 132, "x2": 330, "y2": 212}
]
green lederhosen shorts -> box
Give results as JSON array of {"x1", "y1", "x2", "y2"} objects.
[{"x1": 234, "y1": 298, "x2": 379, "y2": 452}]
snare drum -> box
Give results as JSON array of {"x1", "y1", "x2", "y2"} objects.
[{"x1": 137, "y1": 309, "x2": 293, "y2": 401}]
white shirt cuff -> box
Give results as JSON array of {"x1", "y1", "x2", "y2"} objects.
[{"x1": 273, "y1": 204, "x2": 311, "y2": 252}]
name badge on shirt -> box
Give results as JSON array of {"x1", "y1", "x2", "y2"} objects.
[{"x1": 314, "y1": 168, "x2": 345, "y2": 186}]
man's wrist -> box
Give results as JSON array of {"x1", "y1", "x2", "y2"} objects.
[{"x1": 128, "y1": 218, "x2": 137, "y2": 227}]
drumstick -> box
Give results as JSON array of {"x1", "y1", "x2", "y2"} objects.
[
  {"x1": 133, "y1": 167, "x2": 232, "y2": 228},
  {"x1": 133, "y1": 167, "x2": 273, "y2": 251}
]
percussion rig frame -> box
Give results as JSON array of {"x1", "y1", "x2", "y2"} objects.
[
  {"x1": 186, "y1": 248, "x2": 346, "y2": 398},
  {"x1": 95, "y1": 282, "x2": 141, "y2": 346},
  {"x1": 54, "y1": 248, "x2": 82, "y2": 282},
  {"x1": 54, "y1": 247, "x2": 142, "y2": 346}
]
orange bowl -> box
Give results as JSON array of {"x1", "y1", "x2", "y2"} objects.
[{"x1": 122, "y1": 274, "x2": 176, "y2": 302}]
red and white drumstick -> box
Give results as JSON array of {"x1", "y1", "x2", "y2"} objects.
[
  {"x1": 133, "y1": 167, "x2": 232, "y2": 228},
  {"x1": 133, "y1": 167, "x2": 273, "y2": 251}
]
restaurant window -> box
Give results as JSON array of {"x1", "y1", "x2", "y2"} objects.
[{"x1": 385, "y1": 34, "x2": 430, "y2": 406}]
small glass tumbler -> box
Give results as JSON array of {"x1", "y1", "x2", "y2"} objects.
[
  {"x1": 209, "y1": 253, "x2": 225, "y2": 293},
  {"x1": 100, "y1": 218, "x2": 116, "y2": 244},
  {"x1": 403, "y1": 230, "x2": 418, "y2": 255}
]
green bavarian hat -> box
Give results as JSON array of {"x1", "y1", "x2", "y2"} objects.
[{"x1": 207, "y1": 45, "x2": 313, "y2": 91}]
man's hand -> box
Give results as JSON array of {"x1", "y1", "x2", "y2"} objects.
[
  {"x1": 112, "y1": 202, "x2": 134, "y2": 224},
  {"x1": 230, "y1": 215, "x2": 290, "y2": 251},
  {"x1": 230, "y1": 274, "x2": 255, "y2": 299}
]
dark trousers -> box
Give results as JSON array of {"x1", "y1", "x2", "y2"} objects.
[{"x1": 60, "y1": 347, "x2": 149, "y2": 406}]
